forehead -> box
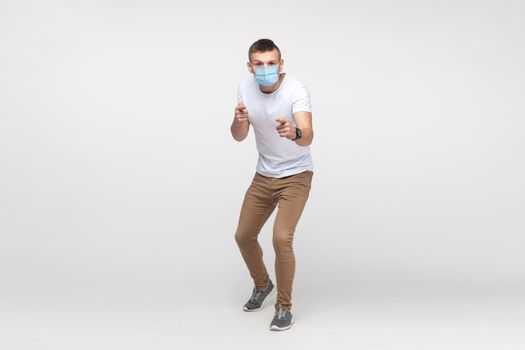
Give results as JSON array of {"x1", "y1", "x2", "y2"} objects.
[{"x1": 250, "y1": 49, "x2": 280, "y2": 62}]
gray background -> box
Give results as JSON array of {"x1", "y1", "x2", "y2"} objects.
[{"x1": 0, "y1": 0, "x2": 524, "y2": 348}]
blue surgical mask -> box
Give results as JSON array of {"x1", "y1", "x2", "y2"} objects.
[{"x1": 254, "y1": 65, "x2": 279, "y2": 86}]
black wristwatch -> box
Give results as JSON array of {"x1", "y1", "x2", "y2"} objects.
[{"x1": 292, "y1": 127, "x2": 302, "y2": 141}]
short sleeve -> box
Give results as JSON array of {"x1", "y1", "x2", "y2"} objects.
[{"x1": 291, "y1": 85, "x2": 312, "y2": 113}]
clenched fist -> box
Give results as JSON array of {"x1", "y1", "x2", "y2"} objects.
[
  {"x1": 234, "y1": 101, "x2": 249, "y2": 124},
  {"x1": 275, "y1": 118, "x2": 297, "y2": 140}
]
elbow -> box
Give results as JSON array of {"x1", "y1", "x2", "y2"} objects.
[
  {"x1": 303, "y1": 130, "x2": 313, "y2": 146},
  {"x1": 231, "y1": 127, "x2": 248, "y2": 142},
  {"x1": 231, "y1": 133, "x2": 246, "y2": 142}
]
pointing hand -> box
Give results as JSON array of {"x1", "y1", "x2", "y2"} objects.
[
  {"x1": 235, "y1": 101, "x2": 249, "y2": 124},
  {"x1": 275, "y1": 118, "x2": 296, "y2": 140}
]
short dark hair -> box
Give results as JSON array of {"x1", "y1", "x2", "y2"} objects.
[{"x1": 248, "y1": 38, "x2": 281, "y2": 62}]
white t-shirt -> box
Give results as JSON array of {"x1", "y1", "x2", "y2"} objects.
[{"x1": 236, "y1": 72, "x2": 314, "y2": 178}]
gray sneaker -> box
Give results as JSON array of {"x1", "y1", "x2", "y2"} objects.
[
  {"x1": 270, "y1": 306, "x2": 294, "y2": 331},
  {"x1": 243, "y1": 279, "x2": 275, "y2": 312}
]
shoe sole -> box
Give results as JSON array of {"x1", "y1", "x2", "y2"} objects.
[
  {"x1": 270, "y1": 315, "x2": 295, "y2": 331},
  {"x1": 242, "y1": 286, "x2": 276, "y2": 312}
]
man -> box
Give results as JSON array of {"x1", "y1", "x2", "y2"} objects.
[{"x1": 231, "y1": 38, "x2": 314, "y2": 331}]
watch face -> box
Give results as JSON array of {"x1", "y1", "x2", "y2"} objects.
[{"x1": 296, "y1": 128, "x2": 302, "y2": 138}]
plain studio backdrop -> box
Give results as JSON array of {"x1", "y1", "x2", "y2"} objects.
[{"x1": 0, "y1": 0, "x2": 524, "y2": 349}]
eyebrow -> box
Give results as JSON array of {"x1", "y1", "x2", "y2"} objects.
[{"x1": 253, "y1": 60, "x2": 277, "y2": 64}]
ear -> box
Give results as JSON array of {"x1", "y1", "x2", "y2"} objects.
[
  {"x1": 247, "y1": 61, "x2": 254, "y2": 74},
  {"x1": 279, "y1": 59, "x2": 284, "y2": 74}
]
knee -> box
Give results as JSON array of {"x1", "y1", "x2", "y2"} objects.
[
  {"x1": 272, "y1": 229, "x2": 293, "y2": 249},
  {"x1": 235, "y1": 229, "x2": 253, "y2": 246}
]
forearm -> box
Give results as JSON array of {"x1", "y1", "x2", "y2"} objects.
[
  {"x1": 294, "y1": 127, "x2": 313, "y2": 146},
  {"x1": 230, "y1": 117, "x2": 250, "y2": 141}
]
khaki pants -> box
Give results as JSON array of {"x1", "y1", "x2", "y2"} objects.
[{"x1": 234, "y1": 170, "x2": 313, "y2": 311}]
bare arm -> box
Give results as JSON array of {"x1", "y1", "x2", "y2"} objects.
[
  {"x1": 231, "y1": 101, "x2": 250, "y2": 142},
  {"x1": 292, "y1": 111, "x2": 313, "y2": 146},
  {"x1": 275, "y1": 111, "x2": 314, "y2": 146}
]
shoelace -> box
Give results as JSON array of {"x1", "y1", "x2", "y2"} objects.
[
  {"x1": 250, "y1": 288, "x2": 264, "y2": 302},
  {"x1": 276, "y1": 307, "x2": 286, "y2": 319}
]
